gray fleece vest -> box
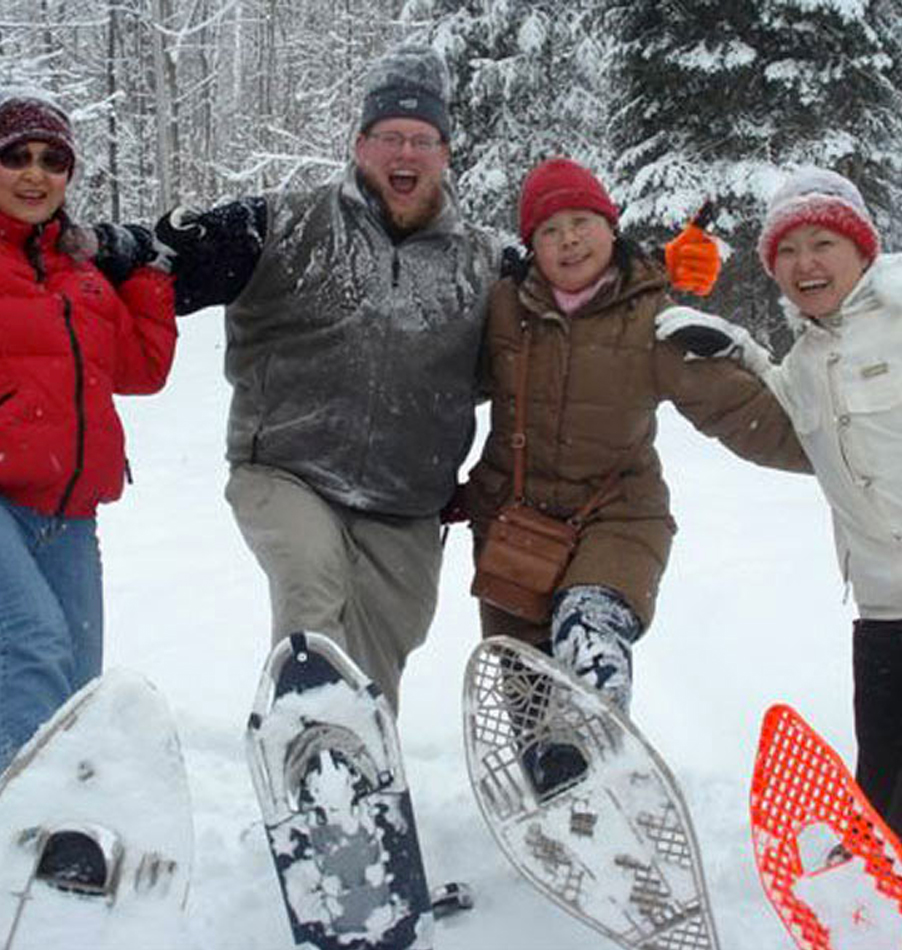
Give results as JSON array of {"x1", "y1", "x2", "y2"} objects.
[{"x1": 223, "y1": 167, "x2": 498, "y2": 517}]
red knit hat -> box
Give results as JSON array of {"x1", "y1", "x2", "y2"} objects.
[
  {"x1": 0, "y1": 96, "x2": 76, "y2": 177},
  {"x1": 757, "y1": 167, "x2": 880, "y2": 275},
  {"x1": 519, "y1": 158, "x2": 619, "y2": 245}
]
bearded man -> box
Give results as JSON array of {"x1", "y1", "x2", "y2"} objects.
[{"x1": 97, "y1": 46, "x2": 500, "y2": 712}]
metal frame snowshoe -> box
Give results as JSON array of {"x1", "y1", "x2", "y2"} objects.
[
  {"x1": 246, "y1": 632, "x2": 434, "y2": 949},
  {"x1": 465, "y1": 636, "x2": 721, "y2": 949}
]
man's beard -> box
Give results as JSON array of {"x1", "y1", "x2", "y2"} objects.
[{"x1": 361, "y1": 169, "x2": 444, "y2": 236}]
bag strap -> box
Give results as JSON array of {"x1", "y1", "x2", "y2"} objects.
[
  {"x1": 511, "y1": 321, "x2": 532, "y2": 503},
  {"x1": 511, "y1": 317, "x2": 641, "y2": 524}
]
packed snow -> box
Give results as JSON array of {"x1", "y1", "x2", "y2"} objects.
[{"x1": 28, "y1": 306, "x2": 858, "y2": 948}]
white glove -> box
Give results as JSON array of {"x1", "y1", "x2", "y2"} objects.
[{"x1": 655, "y1": 306, "x2": 773, "y2": 378}]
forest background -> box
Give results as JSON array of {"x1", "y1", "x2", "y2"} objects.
[{"x1": 3, "y1": 0, "x2": 902, "y2": 351}]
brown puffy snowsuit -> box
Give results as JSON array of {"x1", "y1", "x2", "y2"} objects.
[{"x1": 467, "y1": 257, "x2": 812, "y2": 644}]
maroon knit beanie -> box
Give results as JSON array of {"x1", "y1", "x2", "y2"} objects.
[
  {"x1": 519, "y1": 158, "x2": 619, "y2": 246},
  {"x1": 0, "y1": 97, "x2": 76, "y2": 177}
]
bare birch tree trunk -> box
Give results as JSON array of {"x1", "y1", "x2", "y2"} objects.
[
  {"x1": 106, "y1": 1, "x2": 120, "y2": 220},
  {"x1": 150, "y1": 0, "x2": 175, "y2": 211}
]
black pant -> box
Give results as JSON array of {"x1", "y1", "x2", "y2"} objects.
[{"x1": 853, "y1": 618, "x2": 902, "y2": 839}]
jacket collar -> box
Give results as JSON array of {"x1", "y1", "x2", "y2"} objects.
[
  {"x1": 518, "y1": 255, "x2": 667, "y2": 320},
  {"x1": 785, "y1": 253, "x2": 902, "y2": 336},
  {"x1": 0, "y1": 209, "x2": 61, "y2": 250}
]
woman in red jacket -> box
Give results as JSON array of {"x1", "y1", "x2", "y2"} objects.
[{"x1": 0, "y1": 97, "x2": 176, "y2": 773}]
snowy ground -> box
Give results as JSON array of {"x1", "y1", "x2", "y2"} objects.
[{"x1": 93, "y1": 308, "x2": 853, "y2": 949}]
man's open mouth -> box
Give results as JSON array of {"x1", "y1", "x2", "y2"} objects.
[{"x1": 389, "y1": 170, "x2": 418, "y2": 195}]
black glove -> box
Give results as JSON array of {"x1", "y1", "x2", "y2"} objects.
[
  {"x1": 93, "y1": 223, "x2": 158, "y2": 284},
  {"x1": 655, "y1": 306, "x2": 774, "y2": 376},
  {"x1": 440, "y1": 484, "x2": 470, "y2": 525},
  {"x1": 153, "y1": 207, "x2": 206, "y2": 268},
  {"x1": 665, "y1": 324, "x2": 736, "y2": 358}
]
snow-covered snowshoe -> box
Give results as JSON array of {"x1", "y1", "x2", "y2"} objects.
[
  {"x1": 463, "y1": 635, "x2": 720, "y2": 949},
  {"x1": 246, "y1": 631, "x2": 433, "y2": 949},
  {"x1": 0, "y1": 670, "x2": 194, "y2": 950}
]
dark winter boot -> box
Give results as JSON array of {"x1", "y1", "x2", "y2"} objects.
[{"x1": 521, "y1": 739, "x2": 588, "y2": 800}]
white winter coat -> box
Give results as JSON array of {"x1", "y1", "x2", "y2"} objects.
[{"x1": 767, "y1": 253, "x2": 902, "y2": 619}]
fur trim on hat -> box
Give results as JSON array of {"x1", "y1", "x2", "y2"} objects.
[
  {"x1": 519, "y1": 157, "x2": 619, "y2": 246},
  {"x1": 758, "y1": 167, "x2": 880, "y2": 275}
]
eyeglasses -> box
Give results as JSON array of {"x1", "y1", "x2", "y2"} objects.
[
  {"x1": 0, "y1": 143, "x2": 72, "y2": 175},
  {"x1": 366, "y1": 131, "x2": 444, "y2": 154},
  {"x1": 534, "y1": 215, "x2": 605, "y2": 246}
]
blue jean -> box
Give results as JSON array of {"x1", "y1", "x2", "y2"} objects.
[{"x1": 0, "y1": 496, "x2": 103, "y2": 773}]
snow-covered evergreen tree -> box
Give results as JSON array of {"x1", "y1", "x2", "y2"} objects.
[
  {"x1": 607, "y1": 0, "x2": 902, "y2": 350},
  {"x1": 405, "y1": 0, "x2": 612, "y2": 237}
]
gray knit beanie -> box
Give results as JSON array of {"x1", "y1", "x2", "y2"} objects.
[{"x1": 359, "y1": 46, "x2": 451, "y2": 142}]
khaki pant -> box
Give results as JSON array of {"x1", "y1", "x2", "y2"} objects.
[{"x1": 226, "y1": 464, "x2": 442, "y2": 713}]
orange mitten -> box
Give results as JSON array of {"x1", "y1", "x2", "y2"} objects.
[{"x1": 665, "y1": 215, "x2": 721, "y2": 297}]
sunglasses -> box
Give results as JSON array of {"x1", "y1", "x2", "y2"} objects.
[{"x1": 0, "y1": 143, "x2": 72, "y2": 175}]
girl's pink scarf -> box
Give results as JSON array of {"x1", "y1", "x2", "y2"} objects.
[{"x1": 551, "y1": 268, "x2": 617, "y2": 315}]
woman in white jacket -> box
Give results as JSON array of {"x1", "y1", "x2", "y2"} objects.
[{"x1": 659, "y1": 167, "x2": 902, "y2": 839}]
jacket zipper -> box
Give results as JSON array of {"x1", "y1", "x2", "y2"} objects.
[
  {"x1": 25, "y1": 232, "x2": 86, "y2": 516},
  {"x1": 55, "y1": 295, "x2": 86, "y2": 518}
]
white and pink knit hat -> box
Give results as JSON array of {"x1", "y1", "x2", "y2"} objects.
[{"x1": 757, "y1": 167, "x2": 880, "y2": 275}]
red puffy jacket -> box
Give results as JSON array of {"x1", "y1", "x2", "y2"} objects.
[{"x1": 0, "y1": 211, "x2": 176, "y2": 518}]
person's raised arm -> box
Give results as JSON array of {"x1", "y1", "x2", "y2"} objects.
[{"x1": 94, "y1": 197, "x2": 268, "y2": 314}]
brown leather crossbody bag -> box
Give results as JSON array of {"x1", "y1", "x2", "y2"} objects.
[{"x1": 471, "y1": 322, "x2": 629, "y2": 623}]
